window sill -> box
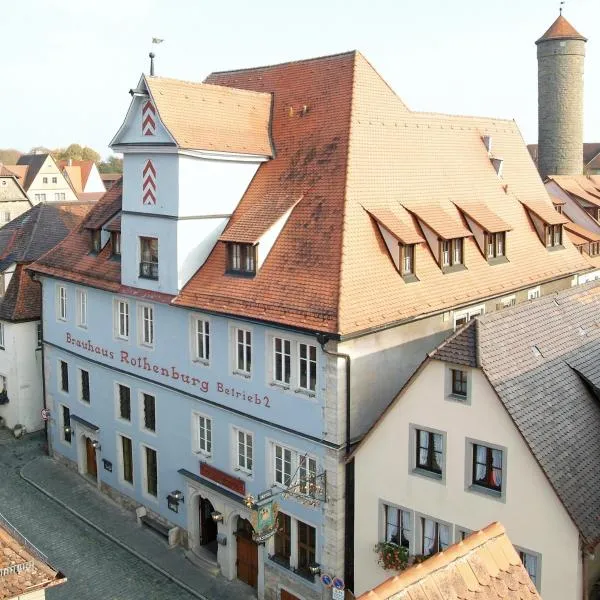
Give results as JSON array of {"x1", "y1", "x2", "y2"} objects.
[
  {"x1": 294, "y1": 388, "x2": 317, "y2": 398},
  {"x1": 270, "y1": 381, "x2": 291, "y2": 390},
  {"x1": 468, "y1": 483, "x2": 503, "y2": 501},
  {"x1": 233, "y1": 467, "x2": 253, "y2": 479},
  {"x1": 487, "y1": 256, "x2": 509, "y2": 265},
  {"x1": 225, "y1": 270, "x2": 256, "y2": 278},
  {"x1": 442, "y1": 264, "x2": 467, "y2": 274},
  {"x1": 192, "y1": 358, "x2": 210, "y2": 367},
  {"x1": 412, "y1": 467, "x2": 444, "y2": 483},
  {"x1": 401, "y1": 273, "x2": 419, "y2": 283},
  {"x1": 194, "y1": 450, "x2": 212, "y2": 459},
  {"x1": 233, "y1": 370, "x2": 251, "y2": 379},
  {"x1": 138, "y1": 275, "x2": 159, "y2": 281},
  {"x1": 547, "y1": 245, "x2": 565, "y2": 253},
  {"x1": 446, "y1": 393, "x2": 468, "y2": 403}
]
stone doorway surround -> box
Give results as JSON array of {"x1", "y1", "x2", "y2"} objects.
[{"x1": 71, "y1": 415, "x2": 101, "y2": 489}]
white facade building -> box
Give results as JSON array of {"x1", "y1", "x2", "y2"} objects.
[{"x1": 351, "y1": 284, "x2": 600, "y2": 600}]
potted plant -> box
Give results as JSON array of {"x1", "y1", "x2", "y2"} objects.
[{"x1": 373, "y1": 541, "x2": 409, "y2": 571}]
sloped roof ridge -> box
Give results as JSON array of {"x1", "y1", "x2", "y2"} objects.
[
  {"x1": 412, "y1": 110, "x2": 516, "y2": 126},
  {"x1": 207, "y1": 50, "x2": 358, "y2": 78},
  {"x1": 429, "y1": 318, "x2": 478, "y2": 366},
  {"x1": 147, "y1": 75, "x2": 272, "y2": 99}
]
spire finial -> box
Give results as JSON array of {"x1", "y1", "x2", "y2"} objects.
[
  {"x1": 560, "y1": 0, "x2": 565, "y2": 15},
  {"x1": 149, "y1": 52, "x2": 155, "y2": 77}
]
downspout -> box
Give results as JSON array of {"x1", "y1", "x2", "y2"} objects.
[
  {"x1": 582, "y1": 540, "x2": 592, "y2": 600},
  {"x1": 316, "y1": 334, "x2": 354, "y2": 591}
]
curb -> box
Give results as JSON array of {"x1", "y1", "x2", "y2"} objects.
[{"x1": 19, "y1": 462, "x2": 209, "y2": 600}]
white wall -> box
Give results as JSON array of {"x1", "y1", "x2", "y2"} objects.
[
  {"x1": 177, "y1": 154, "x2": 260, "y2": 217},
  {"x1": 83, "y1": 164, "x2": 106, "y2": 193},
  {"x1": 545, "y1": 181, "x2": 600, "y2": 234},
  {"x1": 353, "y1": 359, "x2": 582, "y2": 600},
  {"x1": 0, "y1": 321, "x2": 43, "y2": 432},
  {"x1": 28, "y1": 156, "x2": 78, "y2": 203}
]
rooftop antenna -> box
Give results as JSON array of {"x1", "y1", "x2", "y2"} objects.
[
  {"x1": 559, "y1": 0, "x2": 565, "y2": 15},
  {"x1": 149, "y1": 38, "x2": 164, "y2": 77}
]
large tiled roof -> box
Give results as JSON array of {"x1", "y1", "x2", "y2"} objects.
[
  {"x1": 144, "y1": 76, "x2": 274, "y2": 156},
  {"x1": 31, "y1": 52, "x2": 593, "y2": 335},
  {"x1": 431, "y1": 283, "x2": 600, "y2": 545},
  {"x1": 15, "y1": 153, "x2": 49, "y2": 190},
  {"x1": 3, "y1": 165, "x2": 28, "y2": 185},
  {"x1": 357, "y1": 522, "x2": 540, "y2": 600},
  {"x1": 564, "y1": 221, "x2": 600, "y2": 242},
  {"x1": 0, "y1": 202, "x2": 92, "y2": 321},
  {"x1": 0, "y1": 518, "x2": 66, "y2": 597},
  {"x1": 536, "y1": 14, "x2": 587, "y2": 43},
  {"x1": 549, "y1": 175, "x2": 600, "y2": 207}
]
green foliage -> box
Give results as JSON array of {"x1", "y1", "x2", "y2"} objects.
[
  {"x1": 0, "y1": 149, "x2": 22, "y2": 164},
  {"x1": 373, "y1": 541, "x2": 410, "y2": 571},
  {"x1": 52, "y1": 144, "x2": 101, "y2": 163},
  {"x1": 98, "y1": 155, "x2": 123, "y2": 174}
]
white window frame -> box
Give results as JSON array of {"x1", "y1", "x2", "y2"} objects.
[
  {"x1": 233, "y1": 427, "x2": 253, "y2": 475},
  {"x1": 453, "y1": 304, "x2": 485, "y2": 330},
  {"x1": 117, "y1": 433, "x2": 134, "y2": 487},
  {"x1": 272, "y1": 336, "x2": 291, "y2": 387},
  {"x1": 270, "y1": 441, "x2": 319, "y2": 498},
  {"x1": 0, "y1": 322, "x2": 5, "y2": 350},
  {"x1": 191, "y1": 315, "x2": 210, "y2": 364},
  {"x1": 139, "y1": 391, "x2": 157, "y2": 434},
  {"x1": 137, "y1": 303, "x2": 154, "y2": 348},
  {"x1": 114, "y1": 382, "x2": 132, "y2": 423},
  {"x1": 57, "y1": 285, "x2": 67, "y2": 321},
  {"x1": 273, "y1": 443, "x2": 293, "y2": 487},
  {"x1": 114, "y1": 298, "x2": 130, "y2": 340},
  {"x1": 141, "y1": 443, "x2": 159, "y2": 501},
  {"x1": 416, "y1": 513, "x2": 452, "y2": 557},
  {"x1": 298, "y1": 342, "x2": 317, "y2": 394},
  {"x1": 233, "y1": 326, "x2": 252, "y2": 377},
  {"x1": 76, "y1": 289, "x2": 87, "y2": 328},
  {"x1": 528, "y1": 286, "x2": 541, "y2": 300},
  {"x1": 192, "y1": 412, "x2": 212, "y2": 457}
]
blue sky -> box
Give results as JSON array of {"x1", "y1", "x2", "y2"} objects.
[{"x1": 2, "y1": 0, "x2": 598, "y2": 158}]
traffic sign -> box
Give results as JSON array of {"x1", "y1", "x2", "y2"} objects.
[
  {"x1": 332, "y1": 577, "x2": 345, "y2": 590},
  {"x1": 321, "y1": 573, "x2": 333, "y2": 588},
  {"x1": 40, "y1": 408, "x2": 50, "y2": 421},
  {"x1": 332, "y1": 588, "x2": 344, "y2": 600}
]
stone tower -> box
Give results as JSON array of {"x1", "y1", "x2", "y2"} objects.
[{"x1": 536, "y1": 14, "x2": 587, "y2": 180}]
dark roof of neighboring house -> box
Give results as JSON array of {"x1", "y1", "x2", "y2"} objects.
[
  {"x1": 357, "y1": 522, "x2": 540, "y2": 600},
  {"x1": 0, "y1": 202, "x2": 92, "y2": 321},
  {"x1": 27, "y1": 53, "x2": 592, "y2": 335},
  {"x1": 16, "y1": 153, "x2": 50, "y2": 190},
  {"x1": 430, "y1": 282, "x2": 600, "y2": 545}
]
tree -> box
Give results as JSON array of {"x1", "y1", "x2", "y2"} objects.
[
  {"x1": 98, "y1": 155, "x2": 123, "y2": 173},
  {"x1": 52, "y1": 144, "x2": 101, "y2": 163},
  {"x1": 0, "y1": 149, "x2": 22, "y2": 164}
]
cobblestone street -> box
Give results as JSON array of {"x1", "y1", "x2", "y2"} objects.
[{"x1": 0, "y1": 429, "x2": 255, "y2": 600}]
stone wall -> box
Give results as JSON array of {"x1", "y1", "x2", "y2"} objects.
[{"x1": 537, "y1": 37, "x2": 586, "y2": 179}]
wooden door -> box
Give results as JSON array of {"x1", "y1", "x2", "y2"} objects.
[
  {"x1": 236, "y1": 535, "x2": 258, "y2": 588},
  {"x1": 85, "y1": 438, "x2": 97, "y2": 479},
  {"x1": 281, "y1": 590, "x2": 301, "y2": 600}
]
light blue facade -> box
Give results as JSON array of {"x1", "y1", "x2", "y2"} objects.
[{"x1": 42, "y1": 276, "x2": 331, "y2": 597}]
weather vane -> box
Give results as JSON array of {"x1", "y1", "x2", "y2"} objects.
[
  {"x1": 559, "y1": 0, "x2": 565, "y2": 15},
  {"x1": 149, "y1": 38, "x2": 164, "y2": 76}
]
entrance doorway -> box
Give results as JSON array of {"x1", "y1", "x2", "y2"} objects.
[
  {"x1": 198, "y1": 497, "x2": 218, "y2": 555},
  {"x1": 85, "y1": 437, "x2": 97, "y2": 480},
  {"x1": 236, "y1": 517, "x2": 258, "y2": 589}
]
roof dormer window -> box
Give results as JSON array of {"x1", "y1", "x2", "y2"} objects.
[
  {"x1": 402, "y1": 244, "x2": 415, "y2": 276},
  {"x1": 441, "y1": 238, "x2": 464, "y2": 271},
  {"x1": 228, "y1": 243, "x2": 256, "y2": 276},
  {"x1": 486, "y1": 232, "x2": 505, "y2": 260},
  {"x1": 111, "y1": 232, "x2": 121, "y2": 257},
  {"x1": 90, "y1": 230, "x2": 101, "y2": 254},
  {"x1": 546, "y1": 225, "x2": 562, "y2": 248}
]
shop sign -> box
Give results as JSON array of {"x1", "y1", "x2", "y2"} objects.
[
  {"x1": 251, "y1": 500, "x2": 279, "y2": 543},
  {"x1": 200, "y1": 461, "x2": 246, "y2": 496}
]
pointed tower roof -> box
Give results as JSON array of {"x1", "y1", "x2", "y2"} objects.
[{"x1": 536, "y1": 14, "x2": 587, "y2": 44}]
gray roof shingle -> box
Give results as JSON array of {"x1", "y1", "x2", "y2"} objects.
[{"x1": 432, "y1": 283, "x2": 600, "y2": 545}]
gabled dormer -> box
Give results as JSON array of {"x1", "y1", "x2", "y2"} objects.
[
  {"x1": 405, "y1": 205, "x2": 473, "y2": 273},
  {"x1": 220, "y1": 195, "x2": 302, "y2": 277},
  {"x1": 453, "y1": 202, "x2": 512, "y2": 264},
  {"x1": 109, "y1": 73, "x2": 274, "y2": 294},
  {"x1": 520, "y1": 198, "x2": 567, "y2": 250},
  {"x1": 365, "y1": 207, "x2": 424, "y2": 282}
]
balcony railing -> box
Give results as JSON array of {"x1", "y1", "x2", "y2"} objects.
[{"x1": 139, "y1": 261, "x2": 159, "y2": 280}]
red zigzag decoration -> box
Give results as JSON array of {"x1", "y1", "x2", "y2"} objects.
[
  {"x1": 142, "y1": 159, "x2": 156, "y2": 205},
  {"x1": 142, "y1": 101, "x2": 156, "y2": 136}
]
